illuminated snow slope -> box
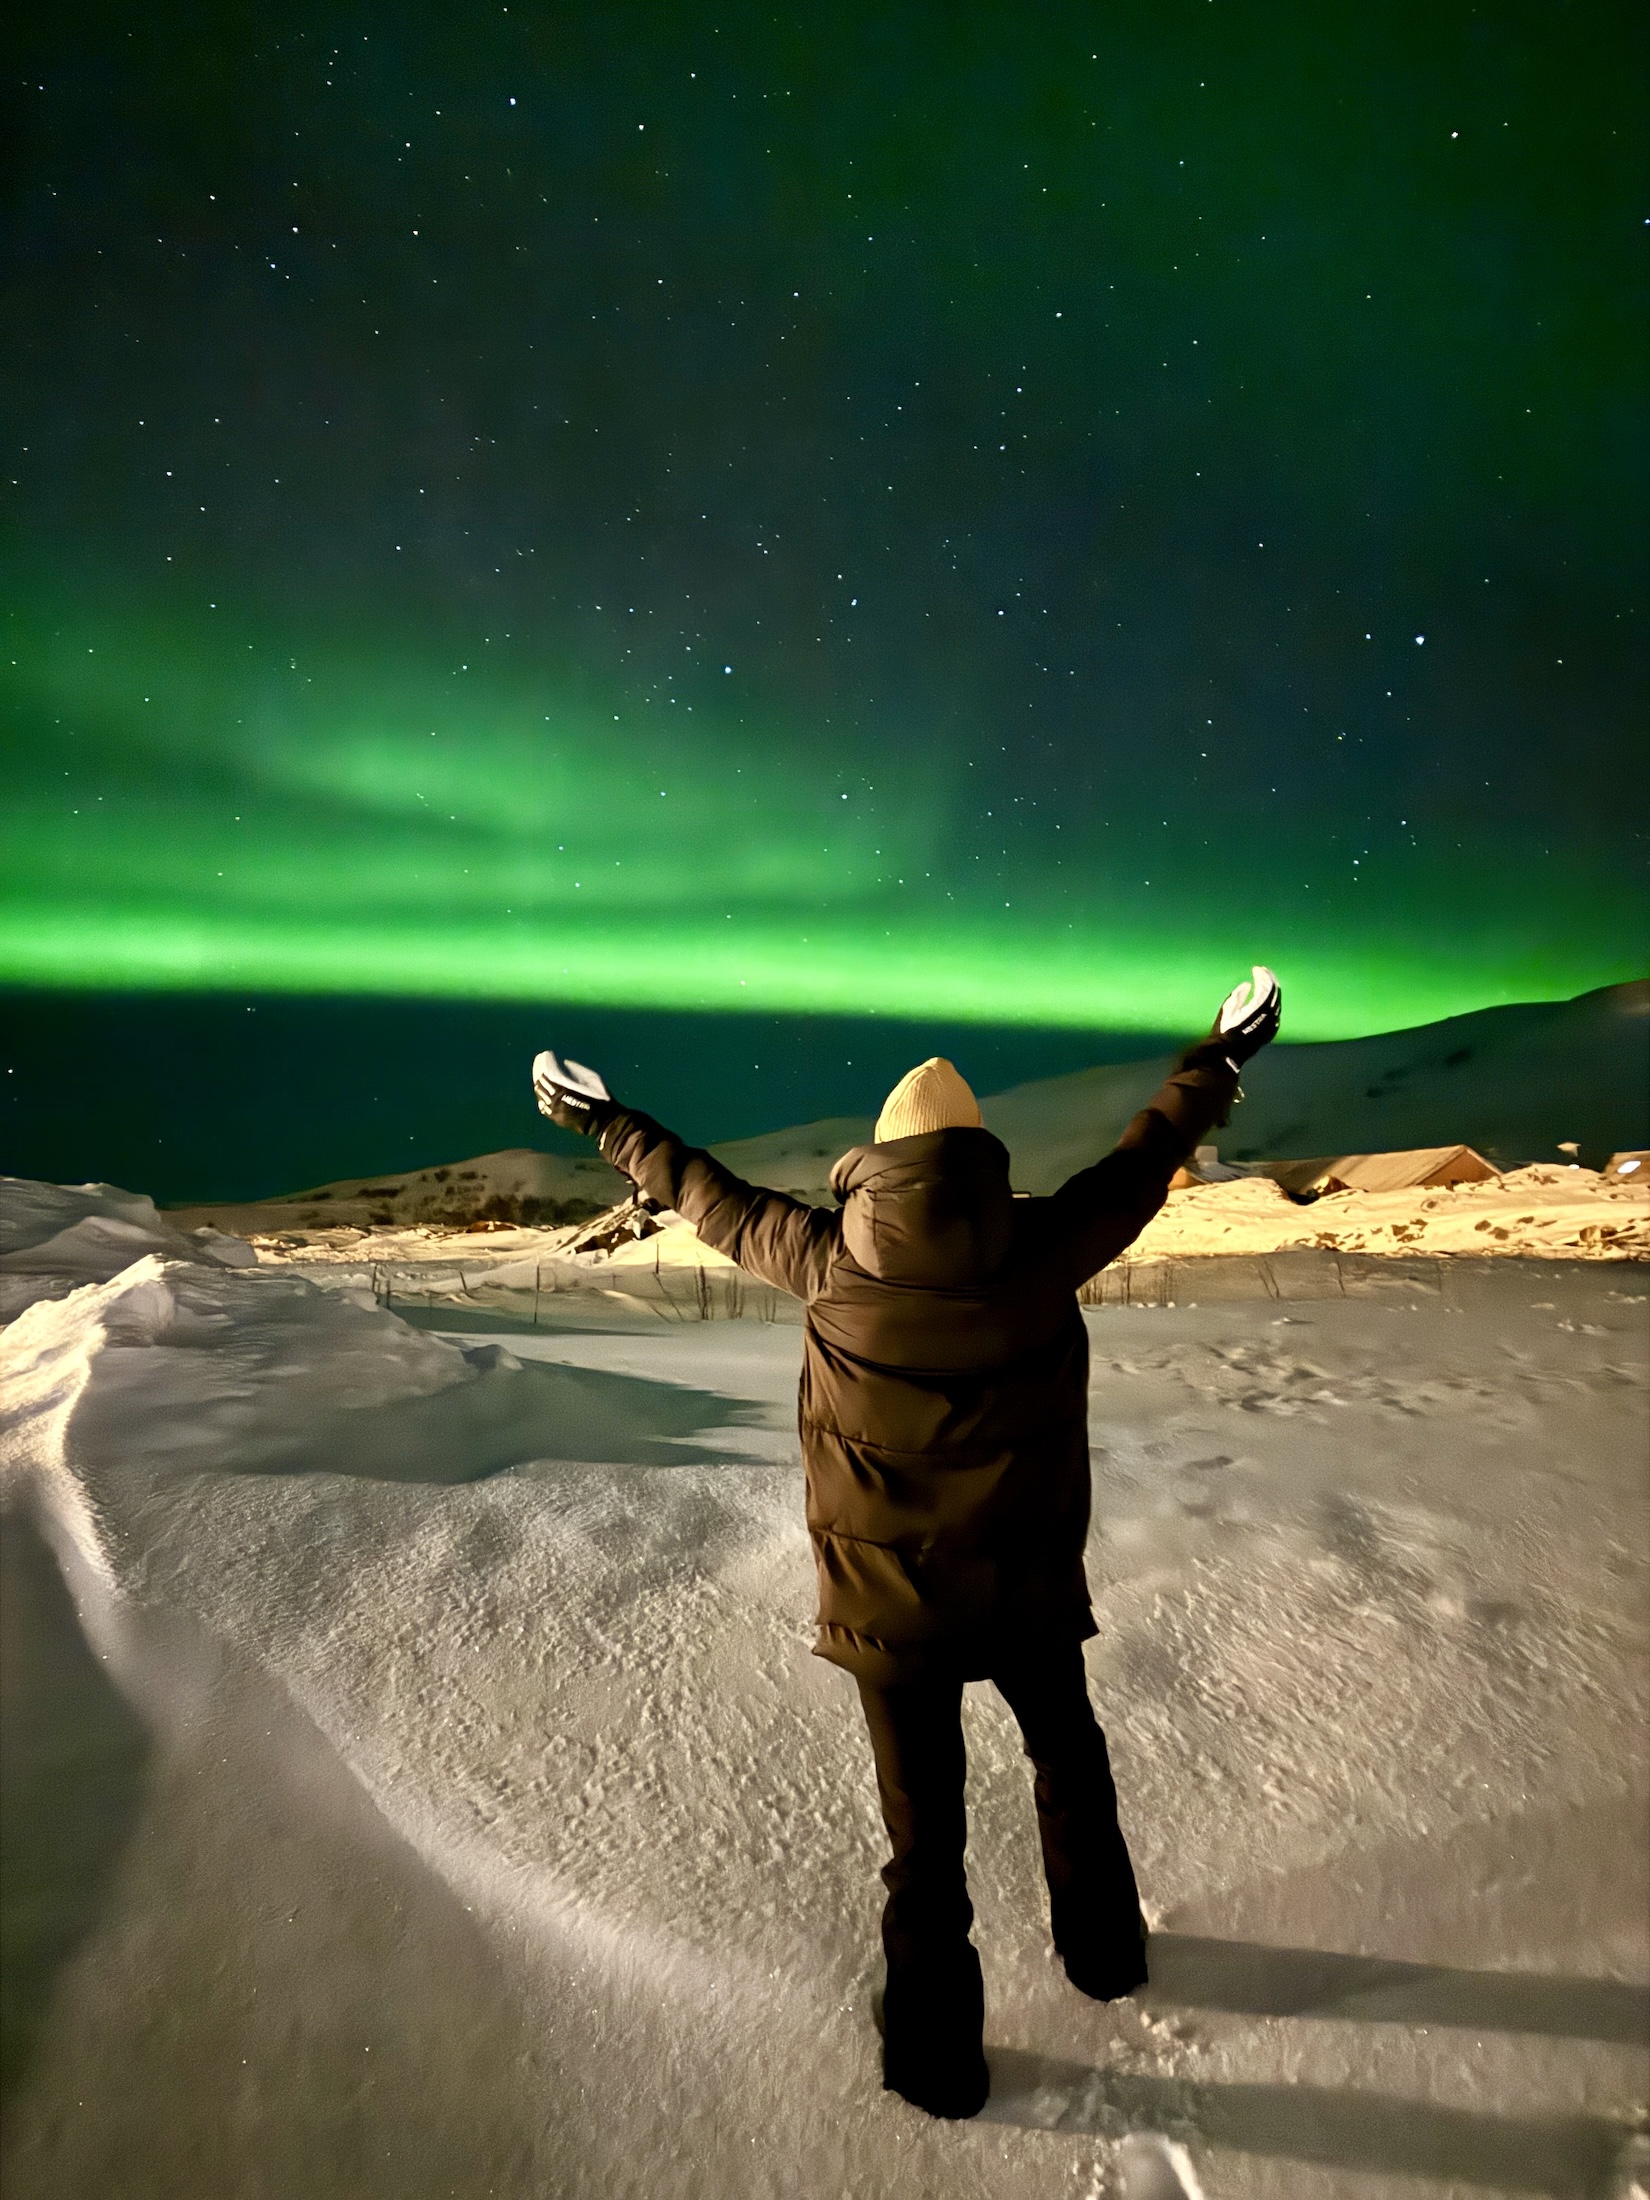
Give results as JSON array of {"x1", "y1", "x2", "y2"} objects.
[{"x1": 1, "y1": 1225, "x2": 1645, "y2": 2199}]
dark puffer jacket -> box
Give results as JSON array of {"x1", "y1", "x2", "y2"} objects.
[{"x1": 599, "y1": 1047, "x2": 1237, "y2": 1682}]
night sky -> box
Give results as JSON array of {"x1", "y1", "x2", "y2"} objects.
[{"x1": 3, "y1": 3, "x2": 1646, "y2": 1194}]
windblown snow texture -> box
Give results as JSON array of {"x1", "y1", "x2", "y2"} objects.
[{"x1": 1, "y1": 1174, "x2": 1645, "y2": 2196}]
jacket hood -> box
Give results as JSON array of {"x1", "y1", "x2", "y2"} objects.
[{"x1": 829, "y1": 1127, "x2": 1016, "y2": 1286}]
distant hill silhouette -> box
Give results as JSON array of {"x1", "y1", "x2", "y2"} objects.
[
  {"x1": 164, "y1": 981, "x2": 1648, "y2": 1225},
  {"x1": 712, "y1": 981, "x2": 1649, "y2": 1200}
]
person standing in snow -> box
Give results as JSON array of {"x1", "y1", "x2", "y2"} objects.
[{"x1": 532, "y1": 970, "x2": 1281, "y2": 2121}]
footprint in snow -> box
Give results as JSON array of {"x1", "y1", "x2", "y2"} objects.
[{"x1": 1118, "y1": 2133, "x2": 1206, "y2": 2200}]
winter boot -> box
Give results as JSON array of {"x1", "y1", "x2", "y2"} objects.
[
  {"x1": 878, "y1": 1952, "x2": 989, "y2": 2119},
  {"x1": 1059, "y1": 1921, "x2": 1150, "y2": 2003}
]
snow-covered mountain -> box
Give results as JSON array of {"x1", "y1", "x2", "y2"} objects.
[
  {"x1": 166, "y1": 1145, "x2": 627, "y2": 1235},
  {"x1": 161, "y1": 980, "x2": 1646, "y2": 1228},
  {"x1": 721, "y1": 979, "x2": 1649, "y2": 1202}
]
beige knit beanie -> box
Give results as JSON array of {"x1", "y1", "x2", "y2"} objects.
[{"x1": 874, "y1": 1057, "x2": 983, "y2": 1142}]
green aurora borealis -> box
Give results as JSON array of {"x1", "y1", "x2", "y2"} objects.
[
  {"x1": 4, "y1": 0, "x2": 1645, "y2": 1110},
  {"x1": 3, "y1": 582, "x2": 1639, "y2": 1037}
]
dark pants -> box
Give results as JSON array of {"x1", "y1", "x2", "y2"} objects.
[{"x1": 855, "y1": 1640, "x2": 1145, "y2": 2024}]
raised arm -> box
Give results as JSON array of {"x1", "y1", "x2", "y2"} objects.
[
  {"x1": 532, "y1": 1051, "x2": 837, "y2": 1301},
  {"x1": 601, "y1": 1109, "x2": 837, "y2": 1299},
  {"x1": 1047, "y1": 967, "x2": 1281, "y2": 1288}
]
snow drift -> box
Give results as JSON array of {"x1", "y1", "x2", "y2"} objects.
[
  {"x1": 0, "y1": 1173, "x2": 1645, "y2": 2198},
  {"x1": 0, "y1": 1175, "x2": 257, "y2": 1321}
]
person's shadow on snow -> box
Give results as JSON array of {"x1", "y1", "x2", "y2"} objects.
[
  {"x1": 1143, "y1": 1931, "x2": 1648, "y2": 2045},
  {"x1": 294, "y1": 1352, "x2": 764, "y2": 1482},
  {"x1": 982, "y1": 1935, "x2": 1648, "y2": 2193},
  {"x1": 73, "y1": 1344, "x2": 765, "y2": 1486}
]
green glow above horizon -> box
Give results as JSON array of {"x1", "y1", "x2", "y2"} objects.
[
  {"x1": 2, "y1": 589, "x2": 1638, "y2": 1041},
  {"x1": 5, "y1": 898, "x2": 1631, "y2": 1039}
]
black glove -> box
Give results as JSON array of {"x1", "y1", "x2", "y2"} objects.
[
  {"x1": 532, "y1": 1049, "x2": 619, "y2": 1140},
  {"x1": 1209, "y1": 965, "x2": 1282, "y2": 1067}
]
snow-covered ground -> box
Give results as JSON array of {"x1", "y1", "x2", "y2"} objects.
[{"x1": 1, "y1": 1182, "x2": 1646, "y2": 2198}]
